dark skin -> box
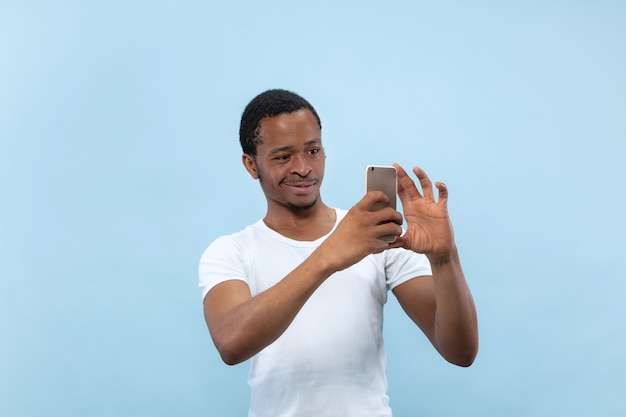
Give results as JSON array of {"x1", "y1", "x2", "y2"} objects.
[{"x1": 203, "y1": 109, "x2": 478, "y2": 366}]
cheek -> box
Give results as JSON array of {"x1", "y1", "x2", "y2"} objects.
[
  {"x1": 255, "y1": 166, "x2": 276, "y2": 188},
  {"x1": 316, "y1": 158, "x2": 325, "y2": 176}
]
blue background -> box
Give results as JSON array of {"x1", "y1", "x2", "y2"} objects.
[{"x1": 1, "y1": 1, "x2": 625, "y2": 416}]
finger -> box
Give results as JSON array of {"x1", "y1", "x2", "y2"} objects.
[
  {"x1": 393, "y1": 163, "x2": 422, "y2": 202},
  {"x1": 412, "y1": 166, "x2": 434, "y2": 201},
  {"x1": 435, "y1": 181, "x2": 449, "y2": 207},
  {"x1": 361, "y1": 190, "x2": 390, "y2": 211},
  {"x1": 371, "y1": 207, "x2": 403, "y2": 226},
  {"x1": 388, "y1": 230, "x2": 413, "y2": 250},
  {"x1": 375, "y1": 221, "x2": 403, "y2": 242},
  {"x1": 387, "y1": 235, "x2": 407, "y2": 250}
]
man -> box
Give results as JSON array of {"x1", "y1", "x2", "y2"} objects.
[{"x1": 199, "y1": 89, "x2": 478, "y2": 416}]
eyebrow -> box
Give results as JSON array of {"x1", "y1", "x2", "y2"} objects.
[{"x1": 268, "y1": 139, "x2": 320, "y2": 155}]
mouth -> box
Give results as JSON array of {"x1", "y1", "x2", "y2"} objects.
[{"x1": 282, "y1": 180, "x2": 318, "y2": 194}]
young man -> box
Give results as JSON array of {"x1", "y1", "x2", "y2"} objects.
[{"x1": 199, "y1": 89, "x2": 478, "y2": 416}]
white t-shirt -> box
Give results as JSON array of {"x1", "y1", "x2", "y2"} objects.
[{"x1": 199, "y1": 209, "x2": 432, "y2": 417}]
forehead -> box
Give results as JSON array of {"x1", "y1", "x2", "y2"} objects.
[{"x1": 257, "y1": 109, "x2": 321, "y2": 147}]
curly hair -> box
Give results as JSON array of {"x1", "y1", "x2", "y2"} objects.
[{"x1": 239, "y1": 89, "x2": 322, "y2": 156}]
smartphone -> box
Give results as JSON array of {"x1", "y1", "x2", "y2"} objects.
[
  {"x1": 365, "y1": 165, "x2": 397, "y2": 210},
  {"x1": 365, "y1": 165, "x2": 397, "y2": 242}
]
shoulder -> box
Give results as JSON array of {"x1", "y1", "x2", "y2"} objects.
[
  {"x1": 202, "y1": 220, "x2": 265, "y2": 252},
  {"x1": 201, "y1": 222, "x2": 259, "y2": 260},
  {"x1": 198, "y1": 220, "x2": 265, "y2": 299}
]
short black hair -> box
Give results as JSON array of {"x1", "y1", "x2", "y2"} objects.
[{"x1": 239, "y1": 89, "x2": 322, "y2": 156}]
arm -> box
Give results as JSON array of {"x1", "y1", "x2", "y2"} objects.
[
  {"x1": 204, "y1": 251, "x2": 336, "y2": 365},
  {"x1": 204, "y1": 192, "x2": 405, "y2": 365},
  {"x1": 390, "y1": 164, "x2": 478, "y2": 366},
  {"x1": 393, "y1": 250, "x2": 478, "y2": 366}
]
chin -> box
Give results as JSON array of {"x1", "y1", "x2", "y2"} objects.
[{"x1": 287, "y1": 198, "x2": 318, "y2": 211}]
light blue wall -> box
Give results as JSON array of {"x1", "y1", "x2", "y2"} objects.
[{"x1": 1, "y1": 1, "x2": 625, "y2": 416}]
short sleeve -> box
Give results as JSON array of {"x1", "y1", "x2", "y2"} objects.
[
  {"x1": 198, "y1": 235, "x2": 249, "y2": 301},
  {"x1": 384, "y1": 248, "x2": 432, "y2": 290}
]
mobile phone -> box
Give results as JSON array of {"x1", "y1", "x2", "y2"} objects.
[
  {"x1": 365, "y1": 165, "x2": 397, "y2": 210},
  {"x1": 365, "y1": 165, "x2": 397, "y2": 242}
]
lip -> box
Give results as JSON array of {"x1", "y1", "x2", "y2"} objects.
[{"x1": 282, "y1": 180, "x2": 318, "y2": 194}]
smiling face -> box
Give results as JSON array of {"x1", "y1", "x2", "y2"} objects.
[{"x1": 242, "y1": 109, "x2": 325, "y2": 213}]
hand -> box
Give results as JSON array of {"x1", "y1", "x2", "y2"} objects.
[
  {"x1": 320, "y1": 191, "x2": 404, "y2": 272},
  {"x1": 392, "y1": 163, "x2": 456, "y2": 262}
]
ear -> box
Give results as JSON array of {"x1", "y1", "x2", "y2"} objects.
[{"x1": 242, "y1": 153, "x2": 259, "y2": 179}]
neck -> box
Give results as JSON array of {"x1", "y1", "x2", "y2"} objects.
[{"x1": 263, "y1": 201, "x2": 336, "y2": 241}]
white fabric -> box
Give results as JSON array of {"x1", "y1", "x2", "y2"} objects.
[{"x1": 199, "y1": 209, "x2": 432, "y2": 417}]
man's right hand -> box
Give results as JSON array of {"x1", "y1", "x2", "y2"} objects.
[{"x1": 316, "y1": 191, "x2": 404, "y2": 273}]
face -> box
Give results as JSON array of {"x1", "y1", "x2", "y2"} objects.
[{"x1": 242, "y1": 109, "x2": 325, "y2": 212}]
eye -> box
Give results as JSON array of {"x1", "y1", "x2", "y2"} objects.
[
  {"x1": 274, "y1": 154, "x2": 290, "y2": 161},
  {"x1": 307, "y1": 148, "x2": 320, "y2": 156}
]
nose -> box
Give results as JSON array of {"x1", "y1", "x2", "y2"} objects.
[{"x1": 289, "y1": 152, "x2": 311, "y2": 177}]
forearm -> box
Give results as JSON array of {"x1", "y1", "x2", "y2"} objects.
[
  {"x1": 206, "y1": 248, "x2": 337, "y2": 365},
  {"x1": 429, "y1": 247, "x2": 479, "y2": 366}
]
